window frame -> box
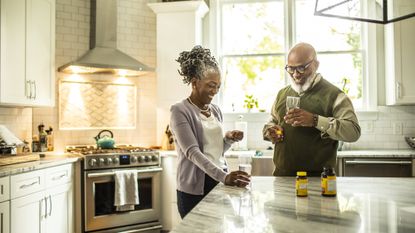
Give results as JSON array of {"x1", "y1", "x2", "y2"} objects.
[{"x1": 208, "y1": 0, "x2": 378, "y2": 113}]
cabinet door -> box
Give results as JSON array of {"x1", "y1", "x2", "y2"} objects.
[
  {"x1": 0, "y1": 0, "x2": 28, "y2": 105},
  {"x1": 45, "y1": 183, "x2": 72, "y2": 233},
  {"x1": 0, "y1": 201, "x2": 10, "y2": 233},
  {"x1": 385, "y1": 3, "x2": 415, "y2": 105},
  {"x1": 11, "y1": 191, "x2": 45, "y2": 233},
  {"x1": 26, "y1": 0, "x2": 55, "y2": 106}
]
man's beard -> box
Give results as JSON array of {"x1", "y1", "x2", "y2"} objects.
[{"x1": 290, "y1": 74, "x2": 315, "y2": 94}]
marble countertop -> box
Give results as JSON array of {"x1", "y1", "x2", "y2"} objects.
[
  {"x1": 160, "y1": 149, "x2": 415, "y2": 158},
  {"x1": 172, "y1": 176, "x2": 415, "y2": 233},
  {"x1": 0, "y1": 153, "x2": 81, "y2": 177}
]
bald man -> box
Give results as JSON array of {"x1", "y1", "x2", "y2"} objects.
[{"x1": 263, "y1": 43, "x2": 361, "y2": 176}]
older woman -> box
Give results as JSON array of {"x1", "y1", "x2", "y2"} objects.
[{"x1": 170, "y1": 45, "x2": 250, "y2": 218}]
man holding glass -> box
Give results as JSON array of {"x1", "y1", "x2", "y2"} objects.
[{"x1": 263, "y1": 42, "x2": 361, "y2": 176}]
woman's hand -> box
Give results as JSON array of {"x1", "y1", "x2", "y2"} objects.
[
  {"x1": 224, "y1": 171, "x2": 250, "y2": 187},
  {"x1": 266, "y1": 125, "x2": 284, "y2": 144},
  {"x1": 225, "y1": 130, "x2": 244, "y2": 142}
]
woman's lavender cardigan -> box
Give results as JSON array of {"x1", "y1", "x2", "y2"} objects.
[{"x1": 170, "y1": 99, "x2": 233, "y2": 195}]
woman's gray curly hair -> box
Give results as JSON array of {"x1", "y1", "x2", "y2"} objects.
[{"x1": 176, "y1": 45, "x2": 220, "y2": 84}]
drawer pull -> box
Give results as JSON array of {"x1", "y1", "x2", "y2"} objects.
[
  {"x1": 48, "y1": 195, "x2": 52, "y2": 216},
  {"x1": 345, "y1": 160, "x2": 412, "y2": 165},
  {"x1": 1, "y1": 185, "x2": 3, "y2": 195},
  {"x1": 19, "y1": 181, "x2": 39, "y2": 189},
  {"x1": 44, "y1": 197, "x2": 48, "y2": 219},
  {"x1": 52, "y1": 173, "x2": 67, "y2": 181},
  {"x1": 1, "y1": 212, "x2": 3, "y2": 233}
]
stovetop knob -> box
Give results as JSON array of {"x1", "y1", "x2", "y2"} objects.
[
  {"x1": 151, "y1": 155, "x2": 158, "y2": 161},
  {"x1": 145, "y1": 155, "x2": 151, "y2": 162},
  {"x1": 106, "y1": 158, "x2": 112, "y2": 165},
  {"x1": 131, "y1": 156, "x2": 138, "y2": 163},
  {"x1": 99, "y1": 158, "x2": 105, "y2": 165},
  {"x1": 89, "y1": 158, "x2": 97, "y2": 167},
  {"x1": 113, "y1": 157, "x2": 119, "y2": 164},
  {"x1": 138, "y1": 156, "x2": 145, "y2": 163}
]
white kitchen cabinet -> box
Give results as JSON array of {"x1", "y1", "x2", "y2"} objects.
[
  {"x1": 11, "y1": 191, "x2": 45, "y2": 233},
  {"x1": 385, "y1": 2, "x2": 415, "y2": 105},
  {"x1": 43, "y1": 184, "x2": 72, "y2": 233},
  {"x1": 0, "y1": 176, "x2": 10, "y2": 233},
  {"x1": 10, "y1": 164, "x2": 73, "y2": 233},
  {"x1": 0, "y1": 0, "x2": 55, "y2": 107},
  {"x1": 160, "y1": 153, "x2": 180, "y2": 231},
  {"x1": 0, "y1": 201, "x2": 10, "y2": 233}
]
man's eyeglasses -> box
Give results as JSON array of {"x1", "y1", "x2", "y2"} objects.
[{"x1": 285, "y1": 60, "x2": 314, "y2": 74}]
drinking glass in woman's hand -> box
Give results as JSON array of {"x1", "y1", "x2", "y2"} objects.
[{"x1": 286, "y1": 96, "x2": 300, "y2": 112}]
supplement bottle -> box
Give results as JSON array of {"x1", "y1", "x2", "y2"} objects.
[
  {"x1": 296, "y1": 171, "x2": 308, "y2": 197},
  {"x1": 321, "y1": 167, "x2": 337, "y2": 197}
]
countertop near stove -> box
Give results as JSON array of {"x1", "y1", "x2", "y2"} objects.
[
  {"x1": 0, "y1": 153, "x2": 81, "y2": 177},
  {"x1": 171, "y1": 176, "x2": 415, "y2": 233}
]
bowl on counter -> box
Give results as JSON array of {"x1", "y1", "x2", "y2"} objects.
[{"x1": 404, "y1": 136, "x2": 415, "y2": 149}]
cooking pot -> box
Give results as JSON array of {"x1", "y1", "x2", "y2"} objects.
[{"x1": 94, "y1": 130, "x2": 115, "y2": 149}]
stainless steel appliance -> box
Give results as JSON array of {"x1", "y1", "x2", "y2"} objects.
[
  {"x1": 339, "y1": 157, "x2": 414, "y2": 177},
  {"x1": 68, "y1": 145, "x2": 162, "y2": 233}
]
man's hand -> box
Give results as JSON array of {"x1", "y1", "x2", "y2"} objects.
[
  {"x1": 225, "y1": 130, "x2": 244, "y2": 142},
  {"x1": 284, "y1": 108, "x2": 314, "y2": 127},
  {"x1": 266, "y1": 125, "x2": 284, "y2": 144}
]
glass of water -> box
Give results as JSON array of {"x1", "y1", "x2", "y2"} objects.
[
  {"x1": 238, "y1": 154, "x2": 252, "y2": 175},
  {"x1": 286, "y1": 96, "x2": 300, "y2": 112},
  {"x1": 238, "y1": 154, "x2": 252, "y2": 189}
]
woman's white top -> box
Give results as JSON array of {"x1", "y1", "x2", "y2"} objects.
[{"x1": 200, "y1": 113, "x2": 227, "y2": 169}]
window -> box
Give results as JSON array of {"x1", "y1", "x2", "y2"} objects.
[{"x1": 212, "y1": 0, "x2": 371, "y2": 113}]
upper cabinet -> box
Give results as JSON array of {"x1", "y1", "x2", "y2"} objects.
[
  {"x1": 0, "y1": 0, "x2": 55, "y2": 107},
  {"x1": 384, "y1": 3, "x2": 415, "y2": 105}
]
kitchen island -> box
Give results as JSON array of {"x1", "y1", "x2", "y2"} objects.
[{"x1": 171, "y1": 176, "x2": 415, "y2": 233}]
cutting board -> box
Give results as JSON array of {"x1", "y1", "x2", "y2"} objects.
[{"x1": 0, "y1": 153, "x2": 40, "y2": 166}]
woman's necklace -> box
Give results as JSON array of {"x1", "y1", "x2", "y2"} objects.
[{"x1": 188, "y1": 97, "x2": 210, "y2": 114}]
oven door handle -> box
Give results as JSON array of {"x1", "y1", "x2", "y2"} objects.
[
  {"x1": 118, "y1": 225, "x2": 162, "y2": 233},
  {"x1": 87, "y1": 167, "x2": 163, "y2": 178},
  {"x1": 345, "y1": 160, "x2": 412, "y2": 165}
]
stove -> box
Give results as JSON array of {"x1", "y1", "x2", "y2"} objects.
[
  {"x1": 68, "y1": 145, "x2": 162, "y2": 232},
  {"x1": 66, "y1": 145, "x2": 160, "y2": 170}
]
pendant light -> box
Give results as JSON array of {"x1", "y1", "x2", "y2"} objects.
[{"x1": 314, "y1": 0, "x2": 415, "y2": 24}]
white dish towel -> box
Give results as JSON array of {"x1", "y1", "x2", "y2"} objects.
[{"x1": 114, "y1": 170, "x2": 139, "y2": 211}]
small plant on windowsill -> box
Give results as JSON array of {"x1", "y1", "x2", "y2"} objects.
[{"x1": 243, "y1": 94, "x2": 258, "y2": 112}]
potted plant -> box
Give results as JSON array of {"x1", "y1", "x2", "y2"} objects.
[{"x1": 243, "y1": 94, "x2": 258, "y2": 112}]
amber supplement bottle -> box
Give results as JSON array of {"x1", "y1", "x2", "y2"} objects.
[
  {"x1": 321, "y1": 167, "x2": 337, "y2": 197},
  {"x1": 296, "y1": 171, "x2": 308, "y2": 197}
]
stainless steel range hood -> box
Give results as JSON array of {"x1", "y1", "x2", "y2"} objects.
[{"x1": 58, "y1": 0, "x2": 153, "y2": 76}]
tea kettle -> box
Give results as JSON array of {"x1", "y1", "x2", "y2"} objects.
[{"x1": 94, "y1": 130, "x2": 115, "y2": 149}]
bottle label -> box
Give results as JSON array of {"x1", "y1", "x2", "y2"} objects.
[
  {"x1": 327, "y1": 178, "x2": 336, "y2": 193},
  {"x1": 296, "y1": 179, "x2": 308, "y2": 196},
  {"x1": 322, "y1": 176, "x2": 337, "y2": 196}
]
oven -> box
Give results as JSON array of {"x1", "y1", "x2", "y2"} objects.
[
  {"x1": 68, "y1": 146, "x2": 163, "y2": 233},
  {"x1": 84, "y1": 167, "x2": 162, "y2": 232}
]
